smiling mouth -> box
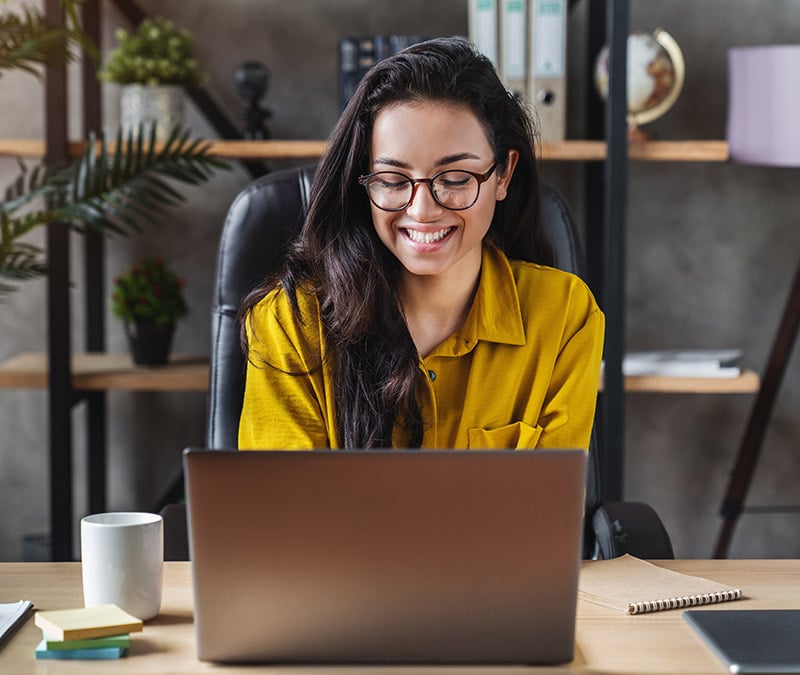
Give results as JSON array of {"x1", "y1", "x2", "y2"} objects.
[{"x1": 404, "y1": 227, "x2": 454, "y2": 244}]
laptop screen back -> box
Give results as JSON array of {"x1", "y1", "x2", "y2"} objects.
[{"x1": 184, "y1": 448, "x2": 586, "y2": 664}]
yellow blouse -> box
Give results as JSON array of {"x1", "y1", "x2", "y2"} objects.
[{"x1": 239, "y1": 245, "x2": 604, "y2": 451}]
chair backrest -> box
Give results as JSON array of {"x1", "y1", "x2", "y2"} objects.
[
  {"x1": 207, "y1": 165, "x2": 601, "y2": 552},
  {"x1": 207, "y1": 165, "x2": 315, "y2": 450}
]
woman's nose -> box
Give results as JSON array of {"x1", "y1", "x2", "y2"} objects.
[{"x1": 405, "y1": 180, "x2": 443, "y2": 220}]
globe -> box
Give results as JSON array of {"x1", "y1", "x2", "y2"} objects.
[{"x1": 594, "y1": 28, "x2": 685, "y2": 135}]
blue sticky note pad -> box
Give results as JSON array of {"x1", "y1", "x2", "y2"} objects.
[{"x1": 35, "y1": 639, "x2": 128, "y2": 660}]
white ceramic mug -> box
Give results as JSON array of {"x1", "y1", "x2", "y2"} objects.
[{"x1": 81, "y1": 512, "x2": 163, "y2": 620}]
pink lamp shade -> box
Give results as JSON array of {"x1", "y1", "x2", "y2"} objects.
[{"x1": 727, "y1": 45, "x2": 800, "y2": 167}]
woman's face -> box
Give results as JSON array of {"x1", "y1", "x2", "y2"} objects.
[{"x1": 366, "y1": 100, "x2": 517, "y2": 285}]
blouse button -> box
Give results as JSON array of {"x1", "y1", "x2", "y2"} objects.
[{"x1": 428, "y1": 370, "x2": 437, "y2": 382}]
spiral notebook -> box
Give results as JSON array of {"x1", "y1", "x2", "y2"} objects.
[{"x1": 579, "y1": 555, "x2": 743, "y2": 615}]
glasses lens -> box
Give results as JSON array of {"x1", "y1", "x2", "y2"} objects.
[
  {"x1": 365, "y1": 173, "x2": 412, "y2": 210},
  {"x1": 432, "y1": 171, "x2": 480, "y2": 209}
]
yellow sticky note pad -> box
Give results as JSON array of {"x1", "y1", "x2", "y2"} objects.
[{"x1": 34, "y1": 605, "x2": 143, "y2": 641}]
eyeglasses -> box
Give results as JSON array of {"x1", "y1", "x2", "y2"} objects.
[{"x1": 358, "y1": 163, "x2": 498, "y2": 212}]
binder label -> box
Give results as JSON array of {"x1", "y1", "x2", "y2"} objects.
[
  {"x1": 470, "y1": 0, "x2": 498, "y2": 66},
  {"x1": 501, "y1": 0, "x2": 526, "y2": 80},
  {"x1": 534, "y1": 0, "x2": 566, "y2": 77}
]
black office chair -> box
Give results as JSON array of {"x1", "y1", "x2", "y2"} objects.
[{"x1": 162, "y1": 165, "x2": 674, "y2": 561}]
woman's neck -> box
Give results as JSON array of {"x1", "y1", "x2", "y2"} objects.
[{"x1": 400, "y1": 257, "x2": 482, "y2": 358}]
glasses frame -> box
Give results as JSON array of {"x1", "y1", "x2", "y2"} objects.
[{"x1": 358, "y1": 163, "x2": 498, "y2": 212}]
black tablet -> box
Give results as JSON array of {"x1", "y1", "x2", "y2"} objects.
[{"x1": 685, "y1": 609, "x2": 800, "y2": 674}]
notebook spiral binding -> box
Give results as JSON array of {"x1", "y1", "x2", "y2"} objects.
[{"x1": 628, "y1": 589, "x2": 743, "y2": 615}]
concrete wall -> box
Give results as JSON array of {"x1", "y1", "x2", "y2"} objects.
[{"x1": 0, "y1": 0, "x2": 798, "y2": 560}]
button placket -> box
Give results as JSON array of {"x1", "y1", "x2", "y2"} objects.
[{"x1": 419, "y1": 358, "x2": 440, "y2": 447}]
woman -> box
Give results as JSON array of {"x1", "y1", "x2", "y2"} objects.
[{"x1": 239, "y1": 36, "x2": 604, "y2": 451}]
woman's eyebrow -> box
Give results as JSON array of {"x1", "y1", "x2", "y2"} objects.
[
  {"x1": 373, "y1": 156, "x2": 409, "y2": 169},
  {"x1": 436, "y1": 152, "x2": 482, "y2": 165},
  {"x1": 372, "y1": 152, "x2": 484, "y2": 169}
]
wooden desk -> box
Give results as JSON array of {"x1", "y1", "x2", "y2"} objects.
[{"x1": 1, "y1": 559, "x2": 798, "y2": 673}]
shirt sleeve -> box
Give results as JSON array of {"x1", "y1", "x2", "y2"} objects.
[
  {"x1": 536, "y1": 295, "x2": 605, "y2": 452},
  {"x1": 238, "y1": 290, "x2": 334, "y2": 450}
]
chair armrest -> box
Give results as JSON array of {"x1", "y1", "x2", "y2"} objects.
[{"x1": 591, "y1": 501, "x2": 675, "y2": 560}]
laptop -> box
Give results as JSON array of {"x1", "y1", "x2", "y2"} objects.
[{"x1": 183, "y1": 448, "x2": 587, "y2": 664}]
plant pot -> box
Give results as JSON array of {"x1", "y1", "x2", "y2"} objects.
[
  {"x1": 125, "y1": 320, "x2": 175, "y2": 366},
  {"x1": 120, "y1": 84, "x2": 185, "y2": 140}
]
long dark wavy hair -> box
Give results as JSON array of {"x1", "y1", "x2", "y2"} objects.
[{"x1": 240, "y1": 36, "x2": 551, "y2": 449}]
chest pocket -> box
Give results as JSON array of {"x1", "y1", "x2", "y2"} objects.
[{"x1": 467, "y1": 421, "x2": 543, "y2": 449}]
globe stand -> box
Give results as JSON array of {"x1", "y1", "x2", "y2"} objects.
[{"x1": 627, "y1": 125, "x2": 652, "y2": 144}]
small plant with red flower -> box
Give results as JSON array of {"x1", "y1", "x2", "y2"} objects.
[{"x1": 112, "y1": 257, "x2": 188, "y2": 327}]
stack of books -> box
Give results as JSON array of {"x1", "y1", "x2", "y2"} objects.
[
  {"x1": 621, "y1": 349, "x2": 744, "y2": 378},
  {"x1": 33, "y1": 604, "x2": 142, "y2": 660},
  {"x1": 338, "y1": 35, "x2": 425, "y2": 110}
]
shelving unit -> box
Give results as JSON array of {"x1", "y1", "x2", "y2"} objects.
[
  {"x1": 0, "y1": 0, "x2": 762, "y2": 559},
  {"x1": 0, "y1": 134, "x2": 749, "y2": 401}
]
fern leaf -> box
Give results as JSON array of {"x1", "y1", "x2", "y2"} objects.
[
  {"x1": 1, "y1": 124, "x2": 229, "y2": 295},
  {"x1": 0, "y1": 6, "x2": 85, "y2": 76},
  {"x1": 0, "y1": 211, "x2": 48, "y2": 298}
]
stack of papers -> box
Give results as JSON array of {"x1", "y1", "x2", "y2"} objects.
[
  {"x1": 0, "y1": 600, "x2": 34, "y2": 646},
  {"x1": 621, "y1": 349, "x2": 743, "y2": 378},
  {"x1": 33, "y1": 604, "x2": 142, "y2": 660}
]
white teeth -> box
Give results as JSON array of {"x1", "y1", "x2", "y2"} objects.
[{"x1": 405, "y1": 227, "x2": 452, "y2": 244}]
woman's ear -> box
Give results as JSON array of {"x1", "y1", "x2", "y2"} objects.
[{"x1": 495, "y1": 149, "x2": 519, "y2": 201}]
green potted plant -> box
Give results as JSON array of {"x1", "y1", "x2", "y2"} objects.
[
  {"x1": 112, "y1": 256, "x2": 188, "y2": 366},
  {"x1": 99, "y1": 16, "x2": 204, "y2": 139}
]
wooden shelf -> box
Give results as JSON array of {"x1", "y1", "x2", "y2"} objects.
[
  {"x1": 0, "y1": 138, "x2": 328, "y2": 160},
  {"x1": 208, "y1": 139, "x2": 328, "y2": 159},
  {"x1": 541, "y1": 140, "x2": 729, "y2": 162},
  {"x1": 0, "y1": 139, "x2": 730, "y2": 163},
  {"x1": 629, "y1": 140, "x2": 729, "y2": 162},
  {"x1": 0, "y1": 351, "x2": 758, "y2": 394},
  {"x1": 0, "y1": 352, "x2": 208, "y2": 391},
  {"x1": 610, "y1": 370, "x2": 760, "y2": 394}
]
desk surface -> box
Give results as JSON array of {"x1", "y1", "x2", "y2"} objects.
[{"x1": 0, "y1": 559, "x2": 798, "y2": 674}]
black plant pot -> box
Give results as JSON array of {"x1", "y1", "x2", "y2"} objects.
[{"x1": 125, "y1": 320, "x2": 175, "y2": 366}]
